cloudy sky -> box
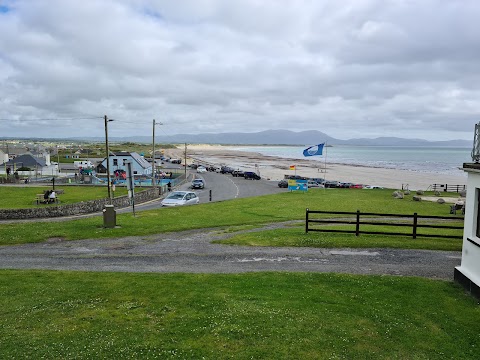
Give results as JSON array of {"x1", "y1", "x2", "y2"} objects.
[{"x1": 0, "y1": 0, "x2": 479, "y2": 141}]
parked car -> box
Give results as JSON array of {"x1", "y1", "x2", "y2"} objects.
[
  {"x1": 197, "y1": 166, "x2": 207, "y2": 173},
  {"x1": 364, "y1": 185, "x2": 384, "y2": 189},
  {"x1": 287, "y1": 175, "x2": 308, "y2": 180},
  {"x1": 244, "y1": 171, "x2": 261, "y2": 180},
  {"x1": 191, "y1": 178, "x2": 205, "y2": 189},
  {"x1": 161, "y1": 191, "x2": 199, "y2": 207},
  {"x1": 220, "y1": 166, "x2": 234, "y2": 174},
  {"x1": 324, "y1": 180, "x2": 339, "y2": 188},
  {"x1": 350, "y1": 184, "x2": 364, "y2": 189},
  {"x1": 278, "y1": 179, "x2": 288, "y2": 188},
  {"x1": 232, "y1": 170, "x2": 245, "y2": 177},
  {"x1": 338, "y1": 182, "x2": 353, "y2": 188},
  {"x1": 307, "y1": 180, "x2": 321, "y2": 188}
]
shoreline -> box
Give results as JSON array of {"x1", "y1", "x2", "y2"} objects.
[{"x1": 166, "y1": 145, "x2": 467, "y2": 190}]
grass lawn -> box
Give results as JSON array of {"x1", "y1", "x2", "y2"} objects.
[
  {"x1": 0, "y1": 185, "x2": 145, "y2": 209},
  {"x1": 215, "y1": 225, "x2": 464, "y2": 251},
  {"x1": 0, "y1": 189, "x2": 464, "y2": 247},
  {"x1": 0, "y1": 270, "x2": 478, "y2": 359}
]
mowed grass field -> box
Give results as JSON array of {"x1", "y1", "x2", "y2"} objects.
[
  {"x1": 0, "y1": 188, "x2": 476, "y2": 358},
  {"x1": 0, "y1": 188, "x2": 465, "y2": 250},
  {"x1": 1, "y1": 270, "x2": 479, "y2": 359}
]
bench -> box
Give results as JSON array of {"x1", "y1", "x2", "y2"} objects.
[{"x1": 35, "y1": 194, "x2": 60, "y2": 205}]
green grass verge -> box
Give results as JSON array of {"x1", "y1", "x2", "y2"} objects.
[
  {"x1": 0, "y1": 186, "x2": 145, "y2": 209},
  {"x1": 0, "y1": 270, "x2": 478, "y2": 359},
  {"x1": 0, "y1": 189, "x2": 464, "y2": 246},
  {"x1": 214, "y1": 225, "x2": 463, "y2": 251}
]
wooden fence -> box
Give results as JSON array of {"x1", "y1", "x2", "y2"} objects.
[
  {"x1": 305, "y1": 209, "x2": 464, "y2": 239},
  {"x1": 431, "y1": 184, "x2": 466, "y2": 193}
]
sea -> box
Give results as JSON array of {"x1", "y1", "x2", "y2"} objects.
[{"x1": 228, "y1": 145, "x2": 472, "y2": 177}]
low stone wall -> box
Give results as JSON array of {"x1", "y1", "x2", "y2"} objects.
[{"x1": 0, "y1": 188, "x2": 162, "y2": 220}]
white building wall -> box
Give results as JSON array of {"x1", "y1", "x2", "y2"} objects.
[{"x1": 457, "y1": 169, "x2": 480, "y2": 286}]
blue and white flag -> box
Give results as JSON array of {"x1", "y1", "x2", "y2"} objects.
[{"x1": 303, "y1": 143, "x2": 325, "y2": 157}]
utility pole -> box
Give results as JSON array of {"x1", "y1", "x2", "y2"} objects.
[
  {"x1": 184, "y1": 142, "x2": 187, "y2": 178},
  {"x1": 104, "y1": 115, "x2": 113, "y2": 204},
  {"x1": 152, "y1": 119, "x2": 156, "y2": 190}
]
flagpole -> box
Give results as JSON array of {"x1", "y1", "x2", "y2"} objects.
[{"x1": 324, "y1": 142, "x2": 327, "y2": 192}]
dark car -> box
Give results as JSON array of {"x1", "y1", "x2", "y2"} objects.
[
  {"x1": 278, "y1": 180, "x2": 288, "y2": 188},
  {"x1": 191, "y1": 178, "x2": 205, "y2": 189},
  {"x1": 232, "y1": 170, "x2": 245, "y2": 177},
  {"x1": 338, "y1": 182, "x2": 353, "y2": 188},
  {"x1": 324, "y1": 180, "x2": 339, "y2": 188},
  {"x1": 221, "y1": 166, "x2": 234, "y2": 174},
  {"x1": 244, "y1": 171, "x2": 261, "y2": 180}
]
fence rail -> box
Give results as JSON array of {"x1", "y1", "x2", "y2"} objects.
[
  {"x1": 431, "y1": 184, "x2": 466, "y2": 193},
  {"x1": 305, "y1": 209, "x2": 464, "y2": 239}
]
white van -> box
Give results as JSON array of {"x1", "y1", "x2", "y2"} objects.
[{"x1": 74, "y1": 160, "x2": 94, "y2": 168}]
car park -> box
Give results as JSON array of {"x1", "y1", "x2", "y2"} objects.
[
  {"x1": 244, "y1": 171, "x2": 261, "y2": 180},
  {"x1": 197, "y1": 166, "x2": 207, "y2": 173},
  {"x1": 278, "y1": 180, "x2": 288, "y2": 188},
  {"x1": 191, "y1": 178, "x2": 205, "y2": 189},
  {"x1": 161, "y1": 191, "x2": 199, "y2": 206}
]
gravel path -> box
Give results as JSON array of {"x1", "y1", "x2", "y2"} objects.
[{"x1": 0, "y1": 222, "x2": 461, "y2": 280}]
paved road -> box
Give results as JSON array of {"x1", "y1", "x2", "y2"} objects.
[
  {"x1": 0, "y1": 224, "x2": 461, "y2": 280},
  {"x1": 192, "y1": 171, "x2": 284, "y2": 203}
]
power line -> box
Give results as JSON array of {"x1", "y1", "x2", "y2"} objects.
[{"x1": 0, "y1": 116, "x2": 103, "y2": 122}]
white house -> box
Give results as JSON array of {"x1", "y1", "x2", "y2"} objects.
[
  {"x1": 98, "y1": 152, "x2": 152, "y2": 176},
  {"x1": 455, "y1": 124, "x2": 480, "y2": 299}
]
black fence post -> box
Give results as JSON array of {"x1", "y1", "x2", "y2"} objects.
[
  {"x1": 355, "y1": 210, "x2": 360, "y2": 236},
  {"x1": 306, "y1": 208, "x2": 309, "y2": 233},
  {"x1": 413, "y1": 212, "x2": 418, "y2": 239},
  {"x1": 209, "y1": 189, "x2": 212, "y2": 201}
]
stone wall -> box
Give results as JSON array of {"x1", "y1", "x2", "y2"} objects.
[{"x1": 0, "y1": 187, "x2": 163, "y2": 220}]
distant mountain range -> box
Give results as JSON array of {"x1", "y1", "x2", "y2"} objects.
[
  {"x1": 3, "y1": 130, "x2": 471, "y2": 147},
  {"x1": 93, "y1": 129, "x2": 471, "y2": 147}
]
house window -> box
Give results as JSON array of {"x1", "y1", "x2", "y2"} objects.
[
  {"x1": 123, "y1": 159, "x2": 128, "y2": 165},
  {"x1": 113, "y1": 159, "x2": 118, "y2": 166},
  {"x1": 134, "y1": 171, "x2": 138, "y2": 174}
]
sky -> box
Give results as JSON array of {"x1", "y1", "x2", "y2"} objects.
[{"x1": 0, "y1": 0, "x2": 479, "y2": 141}]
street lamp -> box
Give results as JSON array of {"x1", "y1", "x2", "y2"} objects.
[
  {"x1": 104, "y1": 115, "x2": 114, "y2": 204},
  {"x1": 152, "y1": 119, "x2": 163, "y2": 190}
]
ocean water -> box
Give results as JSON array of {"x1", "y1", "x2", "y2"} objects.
[{"x1": 228, "y1": 145, "x2": 472, "y2": 176}]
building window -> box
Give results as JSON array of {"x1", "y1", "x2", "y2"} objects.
[
  {"x1": 134, "y1": 171, "x2": 138, "y2": 174},
  {"x1": 123, "y1": 159, "x2": 128, "y2": 165},
  {"x1": 113, "y1": 159, "x2": 118, "y2": 166}
]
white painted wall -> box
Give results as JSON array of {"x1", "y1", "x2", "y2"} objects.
[{"x1": 457, "y1": 168, "x2": 480, "y2": 286}]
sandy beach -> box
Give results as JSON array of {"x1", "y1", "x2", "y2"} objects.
[{"x1": 166, "y1": 145, "x2": 467, "y2": 191}]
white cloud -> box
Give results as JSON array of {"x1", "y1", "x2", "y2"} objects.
[{"x1": 0, "y1": 0, "x2": 479, "y2": 140}]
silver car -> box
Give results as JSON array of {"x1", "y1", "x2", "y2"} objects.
[{"x1": 161, "y1": 191, "x2": 200, "y2": 207}]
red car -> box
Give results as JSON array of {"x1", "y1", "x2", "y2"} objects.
[{"x1": 350, "y1": 184, "x2": 363, "y2": 189}]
